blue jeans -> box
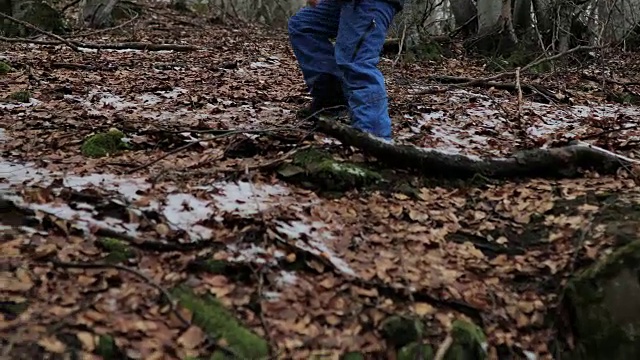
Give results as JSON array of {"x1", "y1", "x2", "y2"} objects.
[{"x1": 288, "y1": 0, "x2": 397, "y2": 140}]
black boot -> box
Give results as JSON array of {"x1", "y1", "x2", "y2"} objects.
[{"x1": 297, "y1": 74, "x2": 348, "y2": 120}]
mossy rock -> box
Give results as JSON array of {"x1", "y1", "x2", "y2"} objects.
[
  {"x1": 97, "y1": 237, "x2": 134, "y2": 264},
  {"x1": 398, "y1": 342, "x2": 434, "y2": 360},
  {"x1": 81, "y1": 128, "x2": 128, "y2": 158},
  {"x1": 277, "y1": 148, "x2": 382, "y2": 192},
  {"x1": 445, "y1": 319, "x2": 487, "y2": 360},
  {"x1": 342, "y1": 351, "x2": 365, "y2": 360},
  {"x1": 380, "y1": 315, "x2": 423, "y2": 348},
  {"x1": 562, "y1": 239, "x2": 640, "y2": 359},
  {"x1": 9, "y1": 90, "x2": 31, "y2": 103},
  {"x1": 171, "y1": 285, "x2": 269, "y2": 359},
  {"x1": 0, "y1": 61, "x2": 12, "y2": 75}
]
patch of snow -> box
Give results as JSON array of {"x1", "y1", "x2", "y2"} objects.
[
  {"x1": 276, "y1": 220, "x2": 357, "y2": 277},
  {"x1": 225, "y1": 243, "x2": 276, "y2": 265},
  {"x1": 331, "y1": 163, "x2": 367, "y2": 177},
  {"x1": 262, "y1": 291, "x2": 281, "y2": 301},
  {"x1": 523, "y1": 350, "x2": 538, "y2": 360},
  {"x1": 160, "y1": 193, "x2": 214, "y2": 239},
  {"x1": 274, "y1": 270, "x2": 298, "y2": 287},
  {"x1": 403, "y1": 88, "x2": 640, "y2": 156},
  {"x1": 208, "y1": 181, "x2": 290, "y2": 216},
  {"x1": 0, "y1": 98, "x2": 41, "y2": 110}
]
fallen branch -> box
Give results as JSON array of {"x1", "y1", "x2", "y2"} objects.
[
  {"x1": 316, "y1": 119, "x2": 640, "y2": 179},
  {"x1": 0, "y1": 36, "x2": 199, "y2": 52},
  {"x1": 424, "y1": 75, "x2": 561, "y2": 101},
  {"x1": 0, "y1": 11, "x2": 79, "y2": 51}
]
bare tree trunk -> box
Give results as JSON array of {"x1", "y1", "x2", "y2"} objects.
[
  {"x1": 476, "y1": 0, "x2": 502, "y2": 32},
  {"x1": 599, "y1": 0, "x2": 640, "y2": 44},
  {"x1": 82, "y1": 0, "x2": 120, "y2": 29},
  {"x1": 449, "y1": 0, "x2": 477, "y2": 35},
  {"x1": 513, "y1": 0, "x2": 532, "y2": 33}
]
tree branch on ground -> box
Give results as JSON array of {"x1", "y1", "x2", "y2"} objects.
[
  {"x1": 452, "y1": 45, "x2": 597, "y2": 87},
  {"x1": 316, "y1": 119, "x2": 640, "y2": 179},
  {"x1": 0, "y1": 36, "x2": 199, "y2": 51}
]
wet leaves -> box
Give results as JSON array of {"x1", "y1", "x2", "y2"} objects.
[{"x1": 1, "y1": 4, "x2": 640, "y2": 360}]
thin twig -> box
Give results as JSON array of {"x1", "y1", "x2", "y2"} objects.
[
  {"x1": 433, "y1": 334, "x2": 453, "y2": 360},
  {"x1": 456, "y1": 45, "x2": 597, "y2": 87},
  {"x1": 392, "y1": 21, "x2": 408, "y2": 67},
  {"x1": 515, "y1": 67, "x2": 523, "y2": 119},
  {"x1": 0, "y1": 11, "x2": 79, "y2": 51},
  {"x1": 66, "y1": 13, "x2": 140, "y2": 38},
  {"x1": 51, "y1": 260, "x2": 192, "y2": 325}
]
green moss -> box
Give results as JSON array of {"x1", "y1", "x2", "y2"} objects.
[
  {"x1": 0, "y1": 299, "x2": 28, "y2": 318},
  {"x1": 96, "y1": 335, "x2": 122, "y2": 360},
  {"x1": 97, "y1": 237, "x2": 134, "y2": 264},
  {"x1": 563, "y1": 239, "x2": 640, "y2": 359},
  {"x1": 9, "y1": 90, "x2": 31, "y2": 103},
  {"x1": 380, "y1": 315, "x2": 422, "y2": 348},
  {"x1": 81, "y1": 128, "x2": 128, "y2": 158},
  {"x1": 171, "y1": 285, "x2": 269, "y2": 359},
  {"x1": 278, "y1": 148, "x2": 382, "y2": 192},
  {"x1": 342, "y1": 351, "x2": 365, "y2": 360},
  {"x1": 0, "y1": 61, "x2": 12, "y2": 75},
  {"x1": 445, "y1": 319, "x2": 487, "y2": 360},
  {"x1": 414, "y1": 41, "x2": 443, "y2": 62},
  {"x1": 397, "y1": 342, "x2": 434, "y2": 360}
]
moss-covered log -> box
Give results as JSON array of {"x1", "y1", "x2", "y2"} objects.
[
  {"x1": 171, "y1": 285, "x2": 269, "y2": 359},
  {"x1": 277, "y1": 148, "x2": 382, "y2": 192},
  {"x1": 316, "y1": 119, "x2": 638, "y2": 179}
]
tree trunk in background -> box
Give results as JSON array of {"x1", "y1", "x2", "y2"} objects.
[
  {"x1": 532, "y1": 0, "x2": 553, "y2": 42},
  {"x1": 449, "y1": 0, "x2": 477, "y2": 36},
  {"x1": 513, "y1": 0, "x2": 532, "y2": 34},
  {"x1": 476, "y1": 0, "x2": 502, "y2": 32},
  {"x1": 81, "y1": 0, "x2": 120, "y2": 28},
  {"x1": 466, "y1": 0, "x2": 517, "y2": 54},
  {"x1": 2, "y1": 0, "x2": 66, "y2": 36},
  {"x1": 599, "y1": 0, "x2": 640, "y2": 44}
]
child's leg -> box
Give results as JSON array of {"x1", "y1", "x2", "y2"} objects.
[
  {"x1": 335, "y1": 0, "x2": 397, "y2": 140},
  {"x1": 288, "y1": 1, "x2": 346, "y2": 109}
]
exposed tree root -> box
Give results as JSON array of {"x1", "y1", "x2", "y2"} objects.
[{"x1": 316, "y1": 119, "x2": 639, "y2": 179}]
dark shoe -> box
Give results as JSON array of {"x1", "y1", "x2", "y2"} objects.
[{"x1": 296, "y1": 101, "x2": 348, "y2": 120}]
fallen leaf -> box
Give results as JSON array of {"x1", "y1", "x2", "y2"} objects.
[
  {"x1": 178, "y1": 325, "x2": 205, "y2": 349},
  {"x1": 38, "y1": 336, "x2": 66, "y2": 353},
  {"x1": 76, "y1": 331, "x2": 95, "y2": 351}
]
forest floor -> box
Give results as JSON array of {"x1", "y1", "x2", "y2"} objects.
[{"x1": 2, "y1": 4, "x2": 640, "y2": 360}]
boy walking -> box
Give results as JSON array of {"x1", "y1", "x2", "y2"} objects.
[{"x1": 288, "y1": 0, "x2": 403, "y2": 141}]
